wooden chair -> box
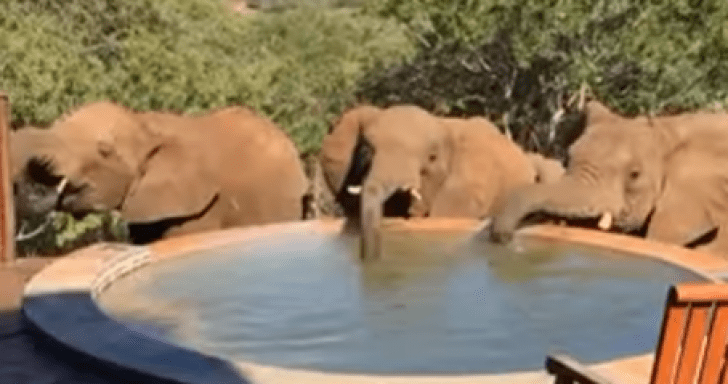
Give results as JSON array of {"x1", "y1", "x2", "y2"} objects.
[{"x1": 546, "y1": 283, "x2": 728, "y2": 384}]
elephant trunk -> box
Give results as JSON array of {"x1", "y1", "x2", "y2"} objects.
[
  {"x1": 359, "y1": 172, "x2": 423, "y2": 261},
  {"x1": 354, "y1": 152, "x2": 428, "y2": 260},
  {"x1": 360, "y1": 183, "x2": 386, "y2": 261},
  {"x1": 488, "y1": 175, "x2": 623, "y2": 243}
]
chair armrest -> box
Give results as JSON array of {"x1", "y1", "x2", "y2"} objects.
[{"x1": 545, "y1": 353, "x2": 616, "y2": 384}]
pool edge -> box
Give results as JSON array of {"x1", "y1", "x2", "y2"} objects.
[{"x1": 21, "y1": 219, "x2": 728, "y2": 384}]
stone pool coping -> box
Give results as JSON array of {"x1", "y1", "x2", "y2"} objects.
[{"x1": 21, "y1": 218, "x2": 728, "y2": 384}]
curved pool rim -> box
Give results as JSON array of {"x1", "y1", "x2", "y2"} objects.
[{"x1": 21, "y1": 218, "x2": 728, "y2": 384}]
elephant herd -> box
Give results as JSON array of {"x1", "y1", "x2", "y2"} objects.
[{"x1": 10, "y1": 98, "x2": 728, "y2": 259}]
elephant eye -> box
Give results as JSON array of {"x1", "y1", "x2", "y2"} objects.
[
  {"x1": 428, "y1": 154, "x2": 437, "y2": 162},
  {"x1": 97, "y1": 141, "x2": 115, "y2": 158},
  {"x1": 628, "y1": 169, "x2": 641, "y2": 180}
]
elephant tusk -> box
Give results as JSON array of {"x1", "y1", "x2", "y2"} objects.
[
  {"x1": 598, "y1": 212, "x2": 613, "y2": 230},
  {"x1": 15, "y1": 213, "x2": 56, "y2": 242},
  {"x1": 476, "y1": 218, "x2": 492, "y2": 233},
  {"x1": 347, "y1": 185, "x2": 362, "y2": 195},
  {"x1": 409, "y1": 187, "x2": 422, "y2": 202},
  {"x1": 56, "y1": 177, "x2": 69, "y2": 194}
]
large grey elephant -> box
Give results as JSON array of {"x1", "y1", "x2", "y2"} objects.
[
  {"x1": 11, "y1": 101, "x2": 309, "y2": 243},
  {"x1": 320, "y1": 104, "x2": 562, "y2": 259},
  {"x1": 487, "y1": 100, "x2": 728, "y2": 257}
]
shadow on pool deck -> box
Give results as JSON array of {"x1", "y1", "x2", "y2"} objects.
[
  {"x1": 0, "y1": 260, "x2": 251, "y2": 384},
  {"x1": 0, "y1": 308, "x2": 177, "y2": 384},
  {"x1": 24, "y1": 292, "x2": 251, "y2": 384}
]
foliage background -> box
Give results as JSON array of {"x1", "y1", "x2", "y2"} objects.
[
  {"x1": 357, "y1": 0, "x2": 728, "y2": 156},
  {"x1": 3, "y1": 0, "x2": 728, "y2": 254}
]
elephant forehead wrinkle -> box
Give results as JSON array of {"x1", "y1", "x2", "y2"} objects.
[
  {"x1": 572, "y1": 135, "x2": 633, "y2": 164},
  {"x1": 568, "y1": 162, "x2": 603, "y2": 186},
  {"x1": 569, "y1": 153, "x2": 629, "y2": 185}
]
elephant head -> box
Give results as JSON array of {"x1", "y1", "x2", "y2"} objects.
[
  {"x1": 321, "y1": 105, "x2": 457, "y2": 259},
  {"x1": 488, "y1": 100, "x2": 728, "y2": 255},
  {"x1": 321, "y1": 104, "x2": 540, "y2": 260},
  {"x1": 11, "y1": 101, "x2": 218, "y2": 242}
]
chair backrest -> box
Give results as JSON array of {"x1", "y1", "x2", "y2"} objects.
[{"x1": 651, "y1": 283, "x2": 728, "y2": 384}]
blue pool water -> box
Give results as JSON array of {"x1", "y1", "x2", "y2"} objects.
[{"x1": 99, "y1": 231, "x2": 704, "y2": 374}]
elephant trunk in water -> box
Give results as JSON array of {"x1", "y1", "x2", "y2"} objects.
[
  {"x1": 359, "y1": 179, "x2": 423, "y2": 260},
  {"x1": 489, "y1": 175, "x2": 622, "y2": 243},
  {"x1": 360, "y1": 183, "x2": 386, "y2": 261},
  {"x1": 354, "y1": 153, "x2": 425, "y2": 260}
]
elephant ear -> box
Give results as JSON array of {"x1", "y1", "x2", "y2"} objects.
[
  {"x1": 647, "y1": 150, "x2": 726, "y2": 247},
  {"x1": 320, "y1": 105, "x2": 381, "y2": 194},
  {"x1": 120, "y1": 137, "x2": 219, "y2": 223}
]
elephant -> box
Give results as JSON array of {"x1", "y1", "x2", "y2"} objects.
[
  {"x1": 526, "y1": 152, "x2": 565, "y2": 184},
  {"x1": 487, "y1": 100, "x2": 728, "y2": 257},
  {"x1": 320, "y1": 104, "x2": 558, "y2": 259},
  {"x1": 10, "y1": 101, "x2": 309, "y2": 243}
]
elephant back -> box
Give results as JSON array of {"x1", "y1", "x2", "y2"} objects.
[
  {"x1": 200, "y1": 106, "x2": 309, "y2": 198},
  {"x1": 443, "y1": 116, "x2": 537, "y2": 215},
  {"x1": 447, "y1": 117, "x2": 535, "y2": 185}
]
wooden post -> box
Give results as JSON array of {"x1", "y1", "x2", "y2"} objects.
[{"x1": 0, "y1": 92, "x2": 15, "y2": 265}]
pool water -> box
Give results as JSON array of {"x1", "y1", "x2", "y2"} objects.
[{"x1": 98, "y1": 230, "x2": 704, "y2": 374}]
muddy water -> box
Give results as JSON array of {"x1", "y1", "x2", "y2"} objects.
[{"x1": 99, "y1": 231, "x2": 704, "y2": 374}]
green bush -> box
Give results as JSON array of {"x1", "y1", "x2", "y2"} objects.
[
  {"x1": 358, "y1": 0, "x2": 728, "y2": 156},
  {"x1": 15, "y1": 211, "x2": 128, "y2": 256},
  {"x1": 246, "y1": 0, "x2": 364, "y2": 11}
]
